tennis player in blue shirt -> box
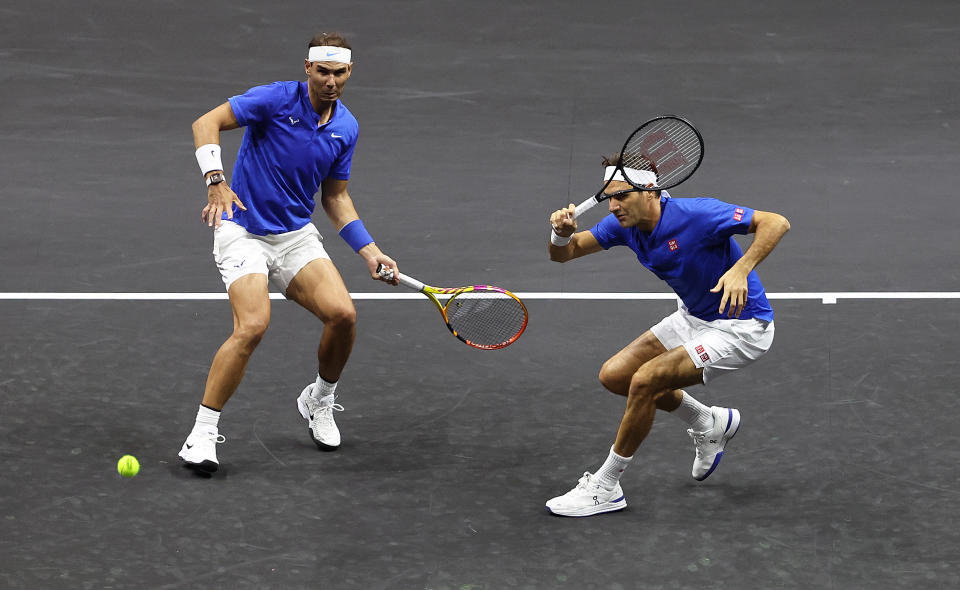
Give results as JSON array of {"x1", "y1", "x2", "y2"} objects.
[
  {"x1": 178, "y1": 32, "x2": 398, "y2": 473},
  {"x1": 545, "y1": 158, "x2": 790, "y2": 516}
]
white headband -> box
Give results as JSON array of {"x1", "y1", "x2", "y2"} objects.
[
  {"x1": 308, "y1": 46, "x2": 352, "y2": 64},
  {"x1": 604, "y1": 166, "x2": 658, "y2": 187}
]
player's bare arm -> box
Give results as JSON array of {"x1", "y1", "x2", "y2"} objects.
[
  {"x1": 711, "y1": 210, "x2": 791, "y2": 317},
  {"x1": 320, "y1": 177, "x2": 398, "y2": 284},
  {"x1": 193, "y1": 102, "x2": 246, "y2": 228},
  {"x1": 548, "y1": 203, "x2": 604, "y2": 263}
]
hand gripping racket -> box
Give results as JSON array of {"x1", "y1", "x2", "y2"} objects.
[
  {"x1": 573, "y1": 115, "x2": 704, "y2": 218},
  {"x1": 377, "y1": 264, "x2": 528, "y2": 350}
]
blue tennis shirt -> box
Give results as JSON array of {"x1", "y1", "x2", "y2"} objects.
[
  {"x1": 226, "y1": 81, "x2": 358, "y2": 235},
  {"x1": 590, "y1": 194, "x2": 774, "y2": 322}
]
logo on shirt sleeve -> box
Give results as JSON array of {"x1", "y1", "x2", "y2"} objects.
[
  {"x1": 668, "y1": 239, "x2": 679, "y2": 252},
  {"x1": 733, "y1": 207, "x2": 745, "y2": 222}
]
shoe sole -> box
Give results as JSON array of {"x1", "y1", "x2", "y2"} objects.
[
  {"x1": 694, "y1": 408, "x2": 741, "y2": 482},
  {"x1": 310, "y1": 433, "x2": 339, "y2": 452},
  {"x1": 180, "y1": 457, "x2": 218, "y2": 473},
  {"x1": 545, "y1": 496, "x2": 627, "y2": 517}
]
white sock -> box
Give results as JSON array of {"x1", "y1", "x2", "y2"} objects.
[
  {"x1": 194, "y1": 404, "x2": 220, "y2": 433},
  {"x1": 671, "y1": 391, "x2": 713, "y2": 431},
  {"x1": 596, "y1": 446, "x2": 633, "y2": 491},
  {"x1": 313, "y1": 374, "x2": 338, "y2": 401}
]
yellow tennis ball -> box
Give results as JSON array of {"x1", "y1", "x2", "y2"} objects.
[{"x1": 117, "y1": 455, "x2": 140, "y2": 478}]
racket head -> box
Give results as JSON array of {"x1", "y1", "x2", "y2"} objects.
[
  {"x1": 439, "y1": 285, "x2": 528, "y2": 350},
  {"x1": 595, "y1": 115, "x2": 704, "y2": 201}
]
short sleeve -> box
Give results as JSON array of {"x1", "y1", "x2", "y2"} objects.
[
  {"x1": 327, "y1": 132, "x2": 357, "y2": 180},
  {"x1": 694, "y1": 198, "x2": 754, "y2": 244},
  {"x1": 227, "y1": 82, "x2": 288, "y2": 127},
  {"x1": 589, "y1": 214, "x2": 627, "y2": 250}
]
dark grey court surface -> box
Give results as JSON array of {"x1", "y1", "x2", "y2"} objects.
[{"x1": 2, "y1": 1, "x2": 959, "y2": 589}]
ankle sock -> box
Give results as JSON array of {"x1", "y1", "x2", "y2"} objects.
[
  {"x1": 596, "y1": 446, "x2": 633, "y2": 491},
  {"x1": 194, "y1": 404, "x2": 220, "y2": 434},
  {"x1": 314, "y1": 374, "x2": 338, "y2": 400},
  {"x1": 672, "y1": 391, "x2": 713, "y2": 431}
]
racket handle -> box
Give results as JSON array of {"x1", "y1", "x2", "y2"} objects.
[
  {"x1": 574, "y1": 195, "x2": 598, "y2": 219},
  {"x1": 377, "y1": 263, "x2": 424, "y2": 291}
]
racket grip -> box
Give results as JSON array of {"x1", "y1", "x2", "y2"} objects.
[
  {"x1": 376, "y1": 263, "x2": 394, "y2": 281},
  {"x1": 574, "y1": 196, "x2": 598, "y2": 219},
  {"x1": 377, "y1": 263, "x2": 424, "y2": 291}
]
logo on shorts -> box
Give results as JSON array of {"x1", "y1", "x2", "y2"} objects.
[
  {"x1": 668, "y1": 239, "x2": 679, "y2": 252},
  {"x1": 733, "y1": 207, "x2": 745, "y2": 222},
  {"x1": 695, "y1": 345, "x2": 710, "y2": 362},
  {"x1": 289, "y1": 116, "x2": 300, "y2": 125}
]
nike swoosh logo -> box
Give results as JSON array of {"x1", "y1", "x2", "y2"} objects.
[
  {"x1": 185, "y1": 443, "x2": 194, "y2": 449},
  {"x1": 331, "y1": 133, "x2": 342, "y2": 138},
  {"x1": 326, "y1": 51, "x2": 338, "y2": 56}
]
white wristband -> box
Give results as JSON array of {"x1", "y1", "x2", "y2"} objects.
[
  {"x1": 195, "y1": 144, "x2": 223, "y2": 176},
  {"x1": 550, "y1": 229, "x2": 572, "y2": 246}
]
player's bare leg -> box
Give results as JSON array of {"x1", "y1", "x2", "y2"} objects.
[
  {"x1": 181, "y1": 273, "x2": 270, "y2": 472},
  {"x1": 202, "y1": 274, "x2": 272, "y2": 409},
  {"x1": 286, "y1": 258, "x2": 356, "y2": 450},
  {"x1": 286, "y1": 258, "x2": 357, "y2": 381},
  {"x1": 599, "y1": 330, "x2": 685, "y2": 409},
  {"x1": 613, "y1": 347, "x2": 703, "y2": 456}
]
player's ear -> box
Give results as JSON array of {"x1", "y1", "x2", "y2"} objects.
[{"x1": 344, "y1": 63, "x2": 353, "y2": 79}]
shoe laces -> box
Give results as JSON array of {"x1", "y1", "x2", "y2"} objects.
[
  {"x1": 314, "y1": 400, "x2": 344, "y2": 423},
  {"x1": 687, "y1": 429, "x2": 706, "y2": 458},
  {"x1": 575, "y1": 471, "x2": 597, "y2": 490}
]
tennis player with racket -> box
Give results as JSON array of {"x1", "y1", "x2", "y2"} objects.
[
  {"x1": 177, "y1": 32, "x2": 399, "y2": 474},
  {"x1": 545, "y1": 117, "x2": 790, "y2": 516}
]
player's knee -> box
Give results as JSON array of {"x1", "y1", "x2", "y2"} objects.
[
  {"x1": 325, "y1": 304, "x2": 357, "y2": 332},
  {"x1": 234, "y1": 317, "x2": 269, "y2": 348},
  {"x1": 628, "y1": 366, "x2": 661, "y2": 399},
  {"x1": 598, "y1": 360, "x2": 630, "y2": 395}
]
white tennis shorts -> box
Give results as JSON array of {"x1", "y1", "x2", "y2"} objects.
[
  {"x1": 212, "y1": 221, "x2": 331, "y2": 292},
  {"x1": 650, "y1": 303, "x2": 775, "y2": 384}
]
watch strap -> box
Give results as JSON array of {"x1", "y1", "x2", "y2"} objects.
[{"x1": 205, "y1": 172, "x2": 226, "y2": 187}]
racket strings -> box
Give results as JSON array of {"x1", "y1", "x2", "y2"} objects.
[
  {"x1": 444, "y1": 291, "x2": 527, "y2": 348},
  {"x1": 622, "y1": 119, "x2": 702, "y2": 187}
]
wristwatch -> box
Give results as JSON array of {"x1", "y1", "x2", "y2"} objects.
[{"x1": 205, "y1": 172, "x2": 226, "y2": 187}]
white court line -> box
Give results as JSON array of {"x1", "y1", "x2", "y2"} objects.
[{"x1": 1, "y1": 292, "x2": 959, "y2": 304}]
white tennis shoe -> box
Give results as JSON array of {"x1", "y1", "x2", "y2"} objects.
[
  {"x1": 688, "y1": 406, "x2": 741, "y2": 481},
  {"x1": 178, "y1": 428, "x2": 226, "y2": 473},
  {"x1": 545, "y1": 471, "x2": 627, "y2": 517},
  {"x1": 296, "y1": 384, "x2": 344, "y2": 451}
]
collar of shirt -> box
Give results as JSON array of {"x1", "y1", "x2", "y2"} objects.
[{"x1": 298, "y1": 81, "x2": 339, "y2": 129}]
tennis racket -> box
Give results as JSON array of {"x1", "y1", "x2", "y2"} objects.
[
  {"x1": 573, "y1": 115, "x2": 704, "y2": 218},
  {"x1": 377, "y1": 264, "x2": 528, "y2": 350}
]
